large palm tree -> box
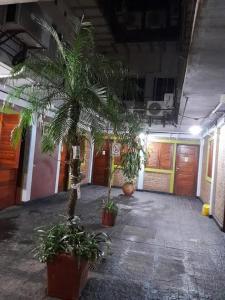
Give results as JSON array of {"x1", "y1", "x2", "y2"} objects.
[{"x1": 4, "y1": 18, "x2": 130, "y2": 220}]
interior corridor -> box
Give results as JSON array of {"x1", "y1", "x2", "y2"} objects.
[{"x1": 0, "y1": 186, "x2": 225, "y2": 299}]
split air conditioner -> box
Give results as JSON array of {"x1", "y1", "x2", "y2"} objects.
[
  {"x1": 146, "y1": 93, "x2": 174, "y2": 116},
  {"x1": 2, "y1": 4, "x2": 50, "y2": 49}
]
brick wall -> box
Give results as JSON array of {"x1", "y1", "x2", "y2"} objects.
[
  {"x1": 200, "y1": 136, "x2": 211, "y2": 203},
  {"x1": 143, "y1": 172, "x2": 170, "y2": 193},
  {"x1": 112, "y1": 168, "x2": 138, "y2": 188},
  {"x1": 112, "y1": 169, "x2": 126, "y2": 187},
  {"x1": 214, "y1": 127, "x2": 225, "y2": 226},
  {"x1": 81, "y1": 140, "x2": 91, "y2": 185}
]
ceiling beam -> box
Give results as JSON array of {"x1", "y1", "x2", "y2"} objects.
[{"x1": 0, "y1": 0, "x2": 52, "y2": 4}]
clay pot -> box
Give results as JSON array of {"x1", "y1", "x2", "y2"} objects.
[
  {"x1": 47, "y1": 253, "x2": 89, "y2": 300},
  {"x1": 122, "y1": 182, "x2": 135, "y2": 196},
  {"x1": 102, "y1": 210, "x2": 117, "y2": 227}
]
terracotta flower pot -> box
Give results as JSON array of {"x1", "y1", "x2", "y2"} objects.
[
  {"x1": 47, "y1": 253, "x2": 89, "y2": 300},
  {"x1": 122, "y1": 182, "x2": 135, "y2": 196},
  {"x1": 102, "y1": 210, "x2": 117, "y2": 227}
]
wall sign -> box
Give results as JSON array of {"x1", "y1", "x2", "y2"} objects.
[
  {"x1": 112, "y1": 143, "x2": 121, "y2": 157},
  {"x1": 72, "y1": 145, "x2": 80, "y2": 159},
  {"x1": 184, "y1": 156, "x2": 189, "y2": 162}
]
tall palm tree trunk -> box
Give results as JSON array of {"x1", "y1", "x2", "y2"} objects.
[
  {"x1": 67, "y1": 148, "x2": 81, "y2": 219},
  {"x1": 67, "y1": 105, "x2": 81, "y2": 220},
  {"x1": 107, "y1": 141, "x2": 113, "y2": 201}
]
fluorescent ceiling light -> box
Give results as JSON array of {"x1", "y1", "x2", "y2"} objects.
[{"x1": 189, "y1": 125, "x2": 202, "y2": 135}]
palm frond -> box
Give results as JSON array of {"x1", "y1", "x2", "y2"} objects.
[
  {"x1": 5, "y1": 17, "x2": 135, "y2": 155},
  {"x1": 32, "y1": 16, "x2": 67, "y2": 61},
  {"x1": 11, "y1": 108, "x2": 33, "y2": 147}
]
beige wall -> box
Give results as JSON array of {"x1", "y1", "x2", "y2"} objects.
[{"x1": 31, "y1": 128, "x2": 58, "y2": 200}]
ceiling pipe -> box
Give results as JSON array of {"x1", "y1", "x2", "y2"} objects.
[
  {"x1": 147, "y1": 130, "x2": 190, "y2": 135},
  {"x1": 179, "y1": 96, "x2": 189, "y2": 127},
  {"x1": 208, "y1": 95, "x2": 225, "y2": 117},
  {"x1": 201, "y1": 95, "x2": 225, "y2": 137}
]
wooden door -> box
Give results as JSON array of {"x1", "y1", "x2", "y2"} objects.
[
  {"x1": 58, "y1": 144, "x2": 69, "y2": 192},
  {"x1": 174, "y1": 144, "x2": 199, "y2": 196},
  {"x1": 0, "y1": 113, "x2": 21, "y2": 209},
  {"x1": 92, "y1": 142, "x2": 109, "y2": 186}
]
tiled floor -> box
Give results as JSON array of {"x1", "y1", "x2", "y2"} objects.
[{"x1": 0, "y1": 186, "x2": 225, "y2": 299}]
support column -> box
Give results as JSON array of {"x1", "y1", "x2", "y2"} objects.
[
  {"x1": 54, "y1": 142, "x2": 62, "y2": 193},
  {"x1": 209, "y1": 128, "x2": 219, "y2": 215},
  {"x1": 196, "y1": 138, "x2": 204, "y2": 197},
  {"x1": 88, "y1": 139, "x2": 94, "y2": 184},
  {"x1": 137, "y1": 150, "x2": 145, "y2": 190},
  {"x1": 137, "y1": 133, "x2": 146, "y2": 190},
  {"x1": 21, "y1": 122, "x2": 37, "y2": 202}
]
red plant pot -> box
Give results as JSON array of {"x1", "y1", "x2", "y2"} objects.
[
  {"x1": 122, "y1": 182, "x2": 135, "y2": 197},
  {"x1": 102, "y1": 210, "x2": 117, "y2": 227},
  {"x1": 47, "y1": 253, "x2": 89, "y2": 300}
]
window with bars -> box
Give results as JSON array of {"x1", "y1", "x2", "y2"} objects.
[{"x1": 153, "y1": 78, "x2": 175, "y2": 101}]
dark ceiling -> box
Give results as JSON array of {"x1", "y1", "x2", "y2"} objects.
[{"x1": 97, "y1": 0, "x2": 181, "y2": 43}]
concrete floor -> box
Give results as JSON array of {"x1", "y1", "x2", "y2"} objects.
[{"x1": 0, "y1": 186, "x2": 225, "y2": 299}]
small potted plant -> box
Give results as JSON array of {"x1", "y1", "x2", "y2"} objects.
[
  {"x1": 35, "y1": 219, "x2": 110, "y2": 300},
  {"x1": 102, "y1": 199, "x2": 118, "y2": 227}
]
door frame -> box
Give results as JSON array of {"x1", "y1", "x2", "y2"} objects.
[{"x1": 174, "y1": 144, "x2": 200, "y2": 196}]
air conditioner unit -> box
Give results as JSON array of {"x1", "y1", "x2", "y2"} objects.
[
  {"x1": 2, "y1": 4, "x2": 50, "y2": 49},
  {"x1": 147, "y1": 94, "x2": 174, "y2": 116},
  {"x1": 146, "y1": 101, "x2": 165, "y2": 116},
  {"x1": 164, "y1": 93, "x2": 174, "y2": 108}
]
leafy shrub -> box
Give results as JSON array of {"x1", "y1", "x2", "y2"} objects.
[{"x1": 35, "y1": 220, "x2": 111, "y2": 263}]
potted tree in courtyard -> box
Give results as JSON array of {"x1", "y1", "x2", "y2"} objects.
[
  {"x1": 120, "y1": 120, "x2": 144, "y2": 197},
  {"x1": 101, "y1": 114, "x2": 140, "y2": 225},
  {"x1": 4, "y1": 18, "x2": 131, "y2": 299},
  {"x1": 6, "y1": 18, "x2": 129, "y2": 220}
]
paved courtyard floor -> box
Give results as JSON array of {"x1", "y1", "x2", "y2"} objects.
[{"x1": 0, "y1": 185, "x2": 225, "y2": 299}]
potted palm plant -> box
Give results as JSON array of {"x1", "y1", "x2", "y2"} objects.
[
  {"x1": 100, "y1": 116, "x2": 142, "y2": 224},
  {"x1": 120, "y1": 123, "x2": 144, "y2": 197},
  {"x1": 35, "y1": 219, "x2": 110, "y2": 299},
  {"x1": 5, "y1": 18, "x2": 129, "y2": 219}
]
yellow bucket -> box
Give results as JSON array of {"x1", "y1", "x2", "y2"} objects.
[{"x1": 202, "y1": 204, "x2": 210, "y2": 216}]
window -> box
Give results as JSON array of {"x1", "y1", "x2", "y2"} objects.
[
  {"x1": 153, "y1": 78, "x2": 175, "y2": 101},
  {"x1": 146, "y1": 142, "x2": 173, "y2": 170},
  {"x1": 123, "y1": 77, "x2": 145, "y2": 102}
]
